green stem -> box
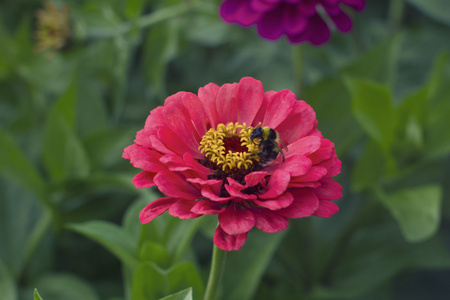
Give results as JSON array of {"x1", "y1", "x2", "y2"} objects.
[
  {"x1": 204, "y1": 245, "x2": 227, "y2": 300},
  {"x1": 388, "y1": 0, "x2": 405, "y2": 33},
  {"x1": 292, "y1": 45, "x2": 304, "y2": 97},
  {"x1": 86, "y1": 3, "x2": 193, "y2": 39}
]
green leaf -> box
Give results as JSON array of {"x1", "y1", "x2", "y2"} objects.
[
  {"x1": 351, "y1": 140, "x2": 386, "y2": 191},
  {"x1": 406, "y1": 0, "x2": 450, "y2": 26},
  {"x1": 43, "y1": 82, "x2": 90, "y2": 181},
  {"x1": 125, "y1": 0, "x2": 144, "y2": 20},
  {"x1": 31, "y1": 273, "x2": 98, "y2": 300},
  {"x1": 0, "y1": 130, "x2": 47, "y2": 202},
  {"x1": 0, "y1": 257, "x2": 17, "y2": 300},
  {"x1": 34, "y1": 289, "x2": 43, "y2": 300},
  {"x1": 381, "y1": 185, "x2": 442, "y2": 242},
  {"x1": 222, "y1": 229, "x2": 287, "y2": 300},
  {"x1": 131, "y1": 262, "x2": 203, "y2": 300},
  {"x1": 158, "y1": 288, "x2": 192, "y2": 300},
  {"x1": 143, "y1": 20, "x2": 179, "y2": 98},
  {"x1": 342, "y1": 35, "x2": 401, "y2": 85},
  {"x1": 139, "y1": 241, "x2": 171, "y2": 267},
  {"x1": 67, "y1": 221, "x2": 139, "y2": 270},
  {"x1": 347, "y1": 78, "x2": 396, "y2": 152}
]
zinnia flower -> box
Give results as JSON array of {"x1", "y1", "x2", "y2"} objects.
[
  {"x1": 123, "y1": 77, "x2": 342, "y2": 251},
  {"x1": 220, "y1": 0, "x2": 365, "y2": 45}
]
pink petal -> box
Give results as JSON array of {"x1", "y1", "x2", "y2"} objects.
[
  {"x1": 276, "y1": 100, "x2": 317, "y2": 144},
  {"x1": 214, "y1": 226, "x2": 248, "y2": 251},
  {"x1": 157, "y1": 127, "x2": 199, "y2": 158},
  {"x1": 161, "y1": 100, "x2": 202, "y2": 157},
  {"x1": 286, "y1": 136, "x2": 322, "y2": 157},
  {"x1": 244, "y1": 171, "x2": 268, "y2": 187},
  {"x1": 123, "y1": 144, "x2": 166, "y2": 172},
  {"x1": 309, "y1": 139, "x2": 335, "y2": 164},
  {"x1": 139, "y1": 197, "x2": 178, "y2": 223},
  {"x1": 277, "y1": 189, "x2": 319, "y2": 218},
  {"x1": 197, "y1": 82, "x2": 220, "y2": 129},
  {"x1": 132, "y1": 171, "x2": 157, "y2": 188},
  {"x1": 269, "y1": 155, "x2": 312, "y2": 177},
  {"x1": 291, "y1": 166, "x2": 327, "y2": 183},
  {"x1": 254, "y1": 191, "x2": 294, "y2": 210},
  {"x1": 252, "y1": 207, "x2": 289, "y2": 233},
  {"x1": 168, "y1": 199, "x2": 201, "y2": 219},
  {"x1": 313, "y1": 200, "x2": 339, "y2": 217},
  {"x1": 257, "y1": 7, "x2": 284, "y2": 40},
  {"x1": 218, "y1": 203, "x2": 255, "y2": 235},
  {"x1": 191, "y1": 200, "x2": 226, "y2": 214},
  {"x1": 314, "y1": 178, "x2": 343, "y2": 200},
  {"x1": 215, "y1": 83, "x2": 239, "y2": 125},
  {"x1": 263, "y1": 89, "x2": 297, "y2": 128},
  {"x1": 153, "y1": 172, "x2": 201, "y2": 200},
  {"x1": 235, "y1": 77, "x2": 265, "y2": 125},
  {"x1": 259, "y1": 170, "x2": 290, "y2": 199}
]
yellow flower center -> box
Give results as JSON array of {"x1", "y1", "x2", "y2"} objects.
[{"x1": 199, "y1": 122, "x2": 260, "y2": 171}]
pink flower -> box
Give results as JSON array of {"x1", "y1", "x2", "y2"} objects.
[
  {"x1": 123, "y1": 77, "x2": 342, "y2": 251},
  {"x1": 220, "y1": 0, "x2": 365, "y2": 45}
]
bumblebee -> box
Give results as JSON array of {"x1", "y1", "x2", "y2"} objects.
[{"x1": 250, "y1": 126, "x2": 286, "y2": 166}]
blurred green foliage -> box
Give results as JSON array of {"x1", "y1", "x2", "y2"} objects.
[{"x1": 1, "y1": 0, "x2": 450, "y2": 299}]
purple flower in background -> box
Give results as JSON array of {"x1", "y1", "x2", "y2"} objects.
[{"x1": 220, "y1": 0, "x2": 365, "y2": 46}]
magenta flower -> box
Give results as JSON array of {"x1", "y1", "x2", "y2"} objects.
[
  {"x1": 220, "y1": 0, "x2": 365, "y2": 45},
  {"x1": 123, "y1": 77, "x2": 342, "y2": 251}
]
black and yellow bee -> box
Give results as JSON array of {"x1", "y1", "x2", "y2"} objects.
[{"x1": 250, "y1": 125, "x2": 287, "y2": 166}]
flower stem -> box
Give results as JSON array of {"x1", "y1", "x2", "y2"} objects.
[
  {"x1": 204, "y1": 245, "x2": 227, "y2": 300},
  {"x1": 388, "y1": 0, "x2": 405, "y2": 32},
  {"x1": 292, "y1": 44, "x2": 304, "y2": 97}
]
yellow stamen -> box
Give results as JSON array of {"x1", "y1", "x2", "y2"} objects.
[{"x1": 199, "y1": 122, "x2": 260, "y2": 171}]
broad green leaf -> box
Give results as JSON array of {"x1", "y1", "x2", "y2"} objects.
[
  {"x1": 351, "y1": 140, "x2": 386, "y2": 191},
  {"x1": 406, "y1": 0, "x2": 450, "y2": 26},
  {"x1": 30, "y1": 273, "x2": 98, "y2": 300},
  {"x1": 303, "y1": 77, "x2": 361, "y2": 155},
  {"x1": 125, "y1": 0, "x2": 144, "y2": 20},
  {"x1": 67, "y1": 221, "x2": 139, "y2": 270},
  {"x1": 34, "y1": 289, "x2": 43, "y2": 300},
  {"x1": 0, "y1": 257, "x2": 17, "y2": 300},
  {"x1": 223, "y1": 229, "x2": 287, "y2": 300},
  {"x1": 0, "y1": 130, "x2": 46, "y2": 202},
  {"x1": 347, "y1": 78, "x2": 396, "y2": 152},
  {"x1": 132, "y1": 262, "x2": 203, "y2": 300},
  {"x1": 83, "y1": 128, "x2": 137, "y2": 170},
  {"x1": 139, "y1": 241, "x2": 171, "y2": 268},
  {"x1": 342, "y1": 35, "x2": 401, "y2": 85},
  {"x1": 0, "y1": 180, "x2": 46, "y2": 277},
  {"x1": 143, "y1": 20, "x2": 179, "y2": 99},
  {"x1": 158, "y1": 288, "x2": 192, "y2": 300},
  {"x1": 312, "y1": 222, "x2": 450, "y2": 299},
  {"x1": 167, "y1": 262, "x2": 204, "y2": 300},
  {"x1": 382, "y1": 185, "x2": 442, "y2": 242},
  {"x1": 132, "y1": 263, "x2": 167, "y2": 300},
  {"x1": 43, "y1": 80, "x2": 90, "y2": 181}
]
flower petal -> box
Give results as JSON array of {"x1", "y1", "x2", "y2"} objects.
[
  {"x1": 132, "y1": 171, "x2": 157, "y2": 188},
  {"x1": 139, "y1": 197, "x2": 178, "y2": 223},
  {"x1": 254, "y1": 191, "x2": 294, "y2": 210},
  {"x1": 218, "y1": 203, "x2": 255, "y2": 235},
  {"x1": 276, "y1": 100, "x2": 317, "y2": 144},
  {"x1": 252, "y1": 207, "x2": 289, "y2": 233},
  {"x1": 277, "y1": 189, "x2": 319, "y2": 218},
  {"x1": 191, "y1": 200, "x2": 226, "y2": 215},
  {"x1": 259, "y1": 170, "x2": 290, "y2": 199},
  {"x1": 198, "y1": 82, "x2": 220, "y2": 129},
  {"x1": 168, "y1": 199, "x2": 201, "y2": 219},
  {"x1": 314, "y1": 178, "x2": 343, "y2": 200},
  {"x1": 154, "y1": 172, "x2": 201, "y2": 200},
  {"x1": 313, "y1": 200, "x2": 339, "y2": 217},
  {"x1": 214, "y1": 226, "x2": 248, "y2": 251},
  {"x1": 269, "y1": 155, "x2": 312, "y2": 177},
  {"x1": 263, "y1": 89, "x2": 297, "y2": 128},
  {"x1": 244, "y1": 171, "x2": 268, "y2": 187}
]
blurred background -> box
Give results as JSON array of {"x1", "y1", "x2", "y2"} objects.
[{"x1": 1, "y1": 0, "x2": 450, "y2": 299}]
